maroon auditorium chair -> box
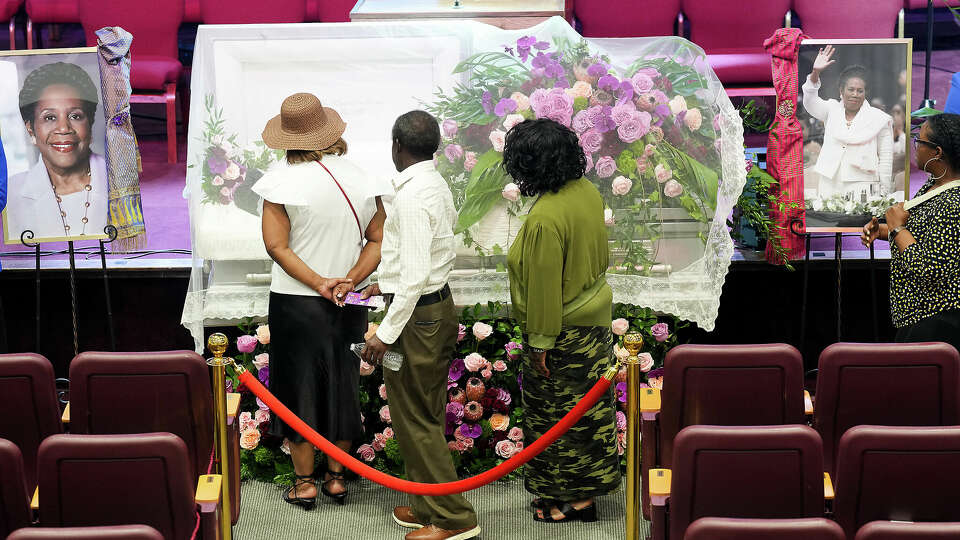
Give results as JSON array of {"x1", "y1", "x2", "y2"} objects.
[
  {"x1": 649, "y1": 425, "x2": 826, "y2": 540},
  {"x1": 574, "y1": 0, "x2": 680, "y2": 37},
  {"x1": 0, "y1": 439, "x2": 30, "y2": 539},
  {"x1": 199, "y1": 0, "x2": 305, "y2": 24},
  {"x1": 25, "y1": 0, "x2": 79, "y2": 49},
  {"x1": 37, "y1": 433, "x2": 222, "y2": 540},
  {"x1": 685, "y1": 517, "x2": 845, "y2": 540},
  {"x1": 0, "y1": 353, "x2": 62, "y2": 494},
  {"x1": 183, "y1": 0, "x2": 201, "y2": 23},
  {"x1": 639, "y1": 343, "x2": 808, "y2": 518},
  {"x1": 681, "y1": 0, "x2": 790, "y2": 86},
  {"x1": 834, "y1": 425, "x2": 960, "y2": 539},
  {"x1": 2, "y1": 0, "x2": 22, "y2": 49},
  {"x1": 813, "y1": 342, "x2": 960, "y2": 476},
  {"x1": 793, "y1": 0, "x2": 903, "y2": 38},
  {"x1": 79, "y1": 0, "x2": 183, "y2": 164},
  {"x1": 856, "y1": 521, "x2": 960, "y2": 540},
  {"x1": 8, "y1": 524, "x2": 164, "y2": 540},
  {"x1": 68, "y1": 351, "x2": 241, "y2": 524}
]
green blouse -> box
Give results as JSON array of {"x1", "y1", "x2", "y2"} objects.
[{"x1": 507, "y1": 177, "x2": 613, "y2": 349}]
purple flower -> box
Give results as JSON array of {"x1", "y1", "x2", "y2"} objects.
[
  {"x1": 617, "y1": 112, "x2": 651, "y2": 143},
  {"x1": 598, "y1": 74, "x2": 620, "y2": 92},
  {"x1": 482, "y1": 91, "x2": 494, "y2": 115},
  {"x1": 494, "y1": 98, "x2": 518, "y2": 117},
  {"x1": 587, "y1": 62, "x2": 608, "y2": 77},
  {"x1": 495, "y1": 388, "x2": 512, "y2": 406},
  {"x1": 237, "y1": 335, "x2": 258, "y2": 354},
  {"x1": 225, "y1": 378, "x2": 233, "y2": 394},
  {"x1": 615, "y1": 381, "x2": 627, "y2": 403},
  {"x1": 446, "y1": 401, "x2": 464, "y2": 422},
  {"x1": 533, "y1": 40, "x2": 550, "y2": 50},
  {"x1": 442, "y1": 119, "x2": 458, "y2": 138},
  {"x1": 449, "y1": 358, "x2": 466, "y2": 381},
  {"x1": 258, "y1": 366, "x2": 269, "y2": 386},
  {"x1": 630, "y1": 72, "x2": 655, "y2": 95},
  {"x1": 648, "y1": 367, "x2": 665, "y2": 379},
  {"x1": 595, "y1": 156, "x2": 616, "y2": 178},
  {"x1": 444, "y1": 144, "x2": 463, "y2": 162},
  {"x1": 651, "y1": 322, "x2": 670, "y2": 342},
  {"x1": 461, "y1": 423, "x2": 483, "y2": 439},
  {"x1": 572, "y1": 110, "x2": 593, "y2": 133},
  {"x1": 517, "y1": 35, "x2": 537, "y2": 62},
  {"x1": 578, "y1": 129, "x2": 603, "y2": 154},
  {"x1": 256, "y1": 397, "x2": 269, "y2": 410},
  {"x1": 611, "y1": 102, "x2": 637, "y2": 126},
  {"x1": 595, "y1": 114, "x2": 617, "y2": 134},
  {"x1": 207, "y1": 151, "x2": 228, "y2": 176},
  {"x1": 654, "y1": 104, "x2": 671, "y2": 118}
]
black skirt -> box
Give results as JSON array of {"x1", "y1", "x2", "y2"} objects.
[{"x1": 268, "y1": 292, "x2": 365, "y2": 443}]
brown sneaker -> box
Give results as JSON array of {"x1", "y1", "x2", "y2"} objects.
[
  {"x1": 404, "y1": 524, "x2": 482, "y2": 540},
  {"x1": 393, "y1": 506, "x2": 427, "y2": 529}
]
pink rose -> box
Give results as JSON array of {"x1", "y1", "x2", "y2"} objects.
[
  {"x1": 604, "y1": 208, "x2": 615, "y2": 226},
  {"x1": 654, "y1": 164, "x2": 672, "y2": 183},
  {"x1": 236, "y1": 335, "x2": 258, "y2": 353},
  {"x1": 492, "y1": 360, "x2": 507, "y2": 372},
  {"x1": 253, "y1": 353, "x2": 269, "y2": 371},
  {"x1": 545, "y1": 89, "x2": 574, "y2": 126},
  {"x1": 447, "y1": 440, "x2": 459, "y2": 452},
  {"x1": 442, "y1": 119, "x2": 458, "y2": 138},
  {"x1": 495, "y1": 439, "x2": 520, "y2": 459},
  {"x1": 613, "y1": 344, "x2": 630, "y2": 361},
  {"x1": 220, "y1": 186, "x2": 232, "y2": 199},
  {"x1": 379, "y1": 405, "x2": 391, "y2": 424},
  {"x1": 611, "y1": 102, "x2": 637, "y2": 126},
  {"x1": 464, "y1": 353, "x2": 486, "y2": 372},
  {"x1": 383, "y1": 427, "x2": 394, "y2": 439},
  {"x1": 481, "y1": 369, "x2": 493, "y2": 379},
  {"x1": 357, "y1": 444, "x2": 375, "y2": 462},
  {"x1": 239, "y1": 428, "x2": 261, "y2": 450},
  {"x1": 508, "y1": 426, "x2": 524, "y2": 442},
  {"x1": 489, "y1": 130, "x2": 506, "y2": 152},
  {"x1": 457, "y1": 324, "x2": 467, "y2": 342},
  {"x1": 638, "y1": 352, "x2": 655, "y2": 372},
  {"x1": 444, "y1": 144, "x2": 463, "y2": 163},
  {"x1": 578, "y1": 129, "x2": 603, "y2": 154},
  {"x1": 503, "y1": 114, "x2": 525, "y2": 131},
  {"x1": 372, "y1": 432, "x2": 387, "y2": 451},
  {"x1": 529, "y1": 88, "x2": 551, "y2": 114},
  {"x1": 223, "y1": 162, "x2": 241, "y2": 181},
  {"x1": 611, "y1": 176, "x2": 632, "y2": 196},
  {"x1": 255, "y1": 324, "x2": 270, "y2": 344},
  {"x1": 254, "y1": 409, "x2": 270, "y2": 425},
  {"x1": 359, "y1": 360, "x2": 375, "y2": 376},
  {"x1": 617, "y1": 111, "x2": 651, "y2": 143},
  {"x1": 644, "y1": 144, "x2": 656, "y2": 157},
  {"x1": 511, "y1": 92, "x2": 530, "y2": 111},
  {"x1": 611, "y1": 318, "x2": 630, "y2": 336},
  {"x1": 616, "y1": 410, "x2": 627, "y2": 430},
  {"x1": 460, "y1": 437, "x2": 474, "y2": 451},
  {"x1": 239, "y1": 411, "x2": 256, "y2": 432},
  {"x1": 636, "y1": 157, "x2": 649, "y2": 174},
  {"x1": 572, "y1": 110, "x2": 593, "y2": 133},
  {"x1": 630, "y1": 72, "x2": 655, "y2": 95},
  {"x1": 464, "y1": 151, "x2": 478, "y2": 172},
  {"x1": 651, "y1": 322, "x2": 670, "y2": 342},
  {"x1": 684, "y1": 108, "x2": 703, "y2": 130},
  {"x1": 663, "y1": 179, "x2": 683, "y2": 198},
  {"x1": 585, "y1": 153, "x2": 594, "y2": 173},
  {"x1": 378, "y1": 384, "x2": 387, "y2": 400},
  {"x1": 212, "y1": 175, "x2": 224, "y2": 186},
  {"x1": 595, "y1": 156, "x2": 616, "y2": 178},
  {"x1": 472, "y1": 321, "x2": 493, "y2": 340},
  {"x1": 501, "y1": 183, "x2": 520, "y2": 202}
]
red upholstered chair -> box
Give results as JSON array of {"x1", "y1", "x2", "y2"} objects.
[
  {"x1": 25, "y1": 0, "x2": 79, "y2": 49},
  {"x1": 8, "y1": 524, "x2": 164, "y2": 540},
  {"x1": 649, "y1": 425, "x2": 826, "y2": 540},
  {"x1": 685, "y1": 517, "x2": 845, "y2": 540},
  {"x1": 2, "y1": 0, "x2": 22, "y2": 50},
  {"x1": 183, "y1": 0, "x2": 202, "y2": 23},
  {"x1": 639, "y1": 343, "x2": 807, "y2": 518},
  {"x1": 855, "y1": 521, "x2": 960, "y2": 540},
  {"x1": 199, "y1": 0, "x2": 305, "y2": 24},
  {"x1": 793, "y1": 0, "x2": 903, "y2": 38},
  {"x1": 813, "y1": 342, "x2": 960, "y2": 476},
  {"x1": 834, "y1": 425, "x2": 960, "y2": 538},
  {"x1": 681, "y1": 0, "x2": 789, "y2": 85},
  {"x1": 68, "y1": 351, "x2": 242, "y2": 525},
  {"x1": 574, "y1": 0, "x2": 680, "y2": 37},
  {"x1": 316, "y1": 0, "x2": 355, "y2": 22},
  {"x1": 79, "y1": 0, "x2": 183, "y2": 163},
  {"x1": 0, "y1": 353, "x2": 62, "y2": 494},
  {"x1": 0, "y1": 439, "x2": 31, "y2": 539},
  {"x1": 37, "y1": 433, "x2": 222, "y2": 540}
]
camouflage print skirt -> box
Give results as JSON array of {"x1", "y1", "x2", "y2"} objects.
[{"x1": 522, "y1": 326, "x2": 620, "y2": 502}]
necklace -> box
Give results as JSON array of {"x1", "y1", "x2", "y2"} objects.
[{"x1": 51, "y1": 171, "x2": 93, "y2": 237}]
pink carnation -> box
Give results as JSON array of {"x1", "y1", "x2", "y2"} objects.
[
  {"x1": 240, "y1": 428, "x2": 261, "y2": 450},
  {"x1": 357, "y1": 444, "x2": 375, "y2": 462},
  {"x1": 372, "y1": 433, "x2": 387, "y2": 451},
  {"x1": 383, "y1": 427, "x2": 394, "y2": 439},
  {"x1": 508, "y1": 426, "x2": 524, "y2": 442},
  {"x1": 595, "y1": 156, "x2": 616, "y2": 178},
  {"x1": 254, "y1": 409, "x2": 270, "y2": 425},
  {"x1": 684, "y1": 108, "x2": 703, "y2": 130},
  {"x1": 379, "y1": 405, "x2": 391, "y2": 424},
  {"x1": 444, "y1": 144, "x2": 463, "y2": 163},
  {"x1": 239, "y1": 411, "x2": 256, "y2": 432},
  {"x1": 442, "y1": 119, "x2": 458, "y2": 138},
  {"x1": 529, "y1": 88, "x2": 551, "y2": 116},
  {"x1": 464, "y1": 151, "x2": 478, "y2": 172},
  {"x1": 655, "y1": 164, "x2": 672, "y2": 183},
  {"x1": 616, "y1": 410, "x2": 627, "y2": 430},
  {"x1": 611, "y1": 102, "x2": 637, "y2": 126},
  {"x1": 464, "y1": 353, "x2": 486, "y2": 372}
]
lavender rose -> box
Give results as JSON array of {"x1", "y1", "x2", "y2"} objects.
[
  {"x1": 595, "y1": 156, "x2": 616, "y2": 178},
  {"x1": 611, "y1": 102, "x2": 637, "y2": 126},
  {"x1": 237, "y1": 335, "x2": 257, "y2": 354},
  {"x1": 630, "y1": 72, "x2": 655, "y2": 95},
  {"x1": 578, "y1": 129, "x2": 603, "y2": 154},
  {"x1": 441, "y1": 119, "x2": 458, "y2": 138},
  {"x1": 651, "y1": 322, "x2": 670, "y2": 342},
  {"x1": 616, "y1": 111, "x2": 651, "y2": 143}
]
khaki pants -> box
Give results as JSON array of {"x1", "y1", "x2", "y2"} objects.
[{"x1": 383, "y1": 296, "x2": 478, "y2": 530}]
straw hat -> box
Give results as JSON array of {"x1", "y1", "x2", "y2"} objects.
[{"x1": 261, "y1": 93, "x2": 346, "y2": 151}]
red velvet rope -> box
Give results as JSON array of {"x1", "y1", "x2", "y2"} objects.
[{"x1": 238, "y1": 369, "x2": 614, "y2": 496}]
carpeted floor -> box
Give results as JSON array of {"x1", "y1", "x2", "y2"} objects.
[{"x1": 234, "y1": 478, "x2": 643, "y2": 540}]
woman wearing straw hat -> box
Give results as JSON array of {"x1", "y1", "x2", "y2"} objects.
[{"x1": 253, "y1": 92, "x2": 388, "y2": 509}]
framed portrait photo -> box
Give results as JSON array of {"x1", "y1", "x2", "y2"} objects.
[
  {"x1": 0, "y1": 47, "x2": 109, "y2": 244},
  {"x1": 797, "y1": 38, "x2": 912, "y2": 231}
]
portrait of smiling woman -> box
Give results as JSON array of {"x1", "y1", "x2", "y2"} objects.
[{"x1": 2, "y1": 58, "x2": 107, "y2": 243}]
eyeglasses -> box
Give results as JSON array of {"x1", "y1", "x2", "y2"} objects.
[{"x1": 913, "y1": 136, "x2": 939, "y2": 150}]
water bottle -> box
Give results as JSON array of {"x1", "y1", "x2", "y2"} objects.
[{"x1": 351, "y1": 343, "x2": 404, "y2": 371}]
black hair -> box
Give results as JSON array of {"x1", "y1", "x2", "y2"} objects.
[
  {"x1": 18, "y1": 62, "x2": 98, "y2": 127},
  {"x1": 392, "y1": 110, "x2": 440, "y2": 160},
  {"x1": 926, "y1": 113, "x2": 960, "y2": 171},
  {"x1": 838, "y1": 64, "x2": 869, "y2": 93},
  {"x1": 502, "y1": 118, "x2": 586, "y2": 197}
]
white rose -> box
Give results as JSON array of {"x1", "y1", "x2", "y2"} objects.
[
  {"x1": 502, "y1": 182, "x2": 520, "y2": 202},
  {"x1": 223, "y1": 162, "x2": 241, "y2": 181},
  {"x1": 668, "y1": 95, "x2": 687, "y2": 115},
  {"x1": 503, "y1": 114, "x2": 525, "y2": 131},
  {"x1": 489, "y1": 130, "x2": 506, "y2": 152}
]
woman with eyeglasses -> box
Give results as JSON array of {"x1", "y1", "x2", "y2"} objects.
[{"x1": 862, "y1": 113, "x2": 960, "y2": 351}]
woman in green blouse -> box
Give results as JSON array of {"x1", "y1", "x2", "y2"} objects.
[
  {"x1": 862, "y1": 113, "x2": 960, "y2": 350},
  {"x1": 504, "y1": 119, "x2": 619, "y2": 523}
]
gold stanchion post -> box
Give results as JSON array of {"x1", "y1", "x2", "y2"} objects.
[
  {"x1": 623, "y1": 332, "x2": 644, "y2": 540},
  {"x1": 207, "y1": 333, "x2": 234, "y2": 540}
]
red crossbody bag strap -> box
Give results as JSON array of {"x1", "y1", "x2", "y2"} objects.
[{"x1": 317, "y1": 160, "x2": 364, "y2": 244}]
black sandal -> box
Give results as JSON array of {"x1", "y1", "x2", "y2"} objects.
[
  {"x1": 282, "y1": 474, "x2": 317, "y2": 510},
  {"x1": 321, "y1": 469, "x2": 348, "y2": 505},
  {"x1": 530, "y1": 498, "x2": 556, "y2": 510},
  {"x1": 533, "y1": 501, "x2": 598, "y2": 523}
]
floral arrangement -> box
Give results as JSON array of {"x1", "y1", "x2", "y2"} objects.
[
  {"x1": 805, "y1": 193, "x2": 896, "y2": 217},
  {"x1": 427, "y1": 35, "x2": 722, "y2": 271},
  {"x1": 195, "y1": 95, "x2": 283, "y2": 216}
]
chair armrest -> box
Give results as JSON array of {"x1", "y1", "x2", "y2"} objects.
[
  {"x1": 640, "y1": 388, "x2": 661, "y2": 420},
  {"x1": 61, "y1": 402, "x2": 70, "y2": 424},
  {"x1": 649, "y1": 468, "x2": 671, "y2": 505},
  {"x1": 226, "y1": 393, "x2": 240, "y2": 425},
  {"x1": 31, "y1": 486, "x2": 38, "y2": 511},
  {"x1": 195, "y1": 474, "x2": 222, "y2": 513},
  {"x1": 804, "y1": 390, "x2": 814, "y2": 416},
  {"x1": 823, "y1": 472, "x2": 834, "y2": 500}
]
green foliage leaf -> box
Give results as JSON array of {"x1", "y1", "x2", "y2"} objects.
[{"x1": 455, "y1": 151, "x2": 508, "y2": 234}]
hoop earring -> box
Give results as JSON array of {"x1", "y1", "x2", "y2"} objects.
[{"x1": 923, "y1": 157, "x2": 946, "y2": 180}]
